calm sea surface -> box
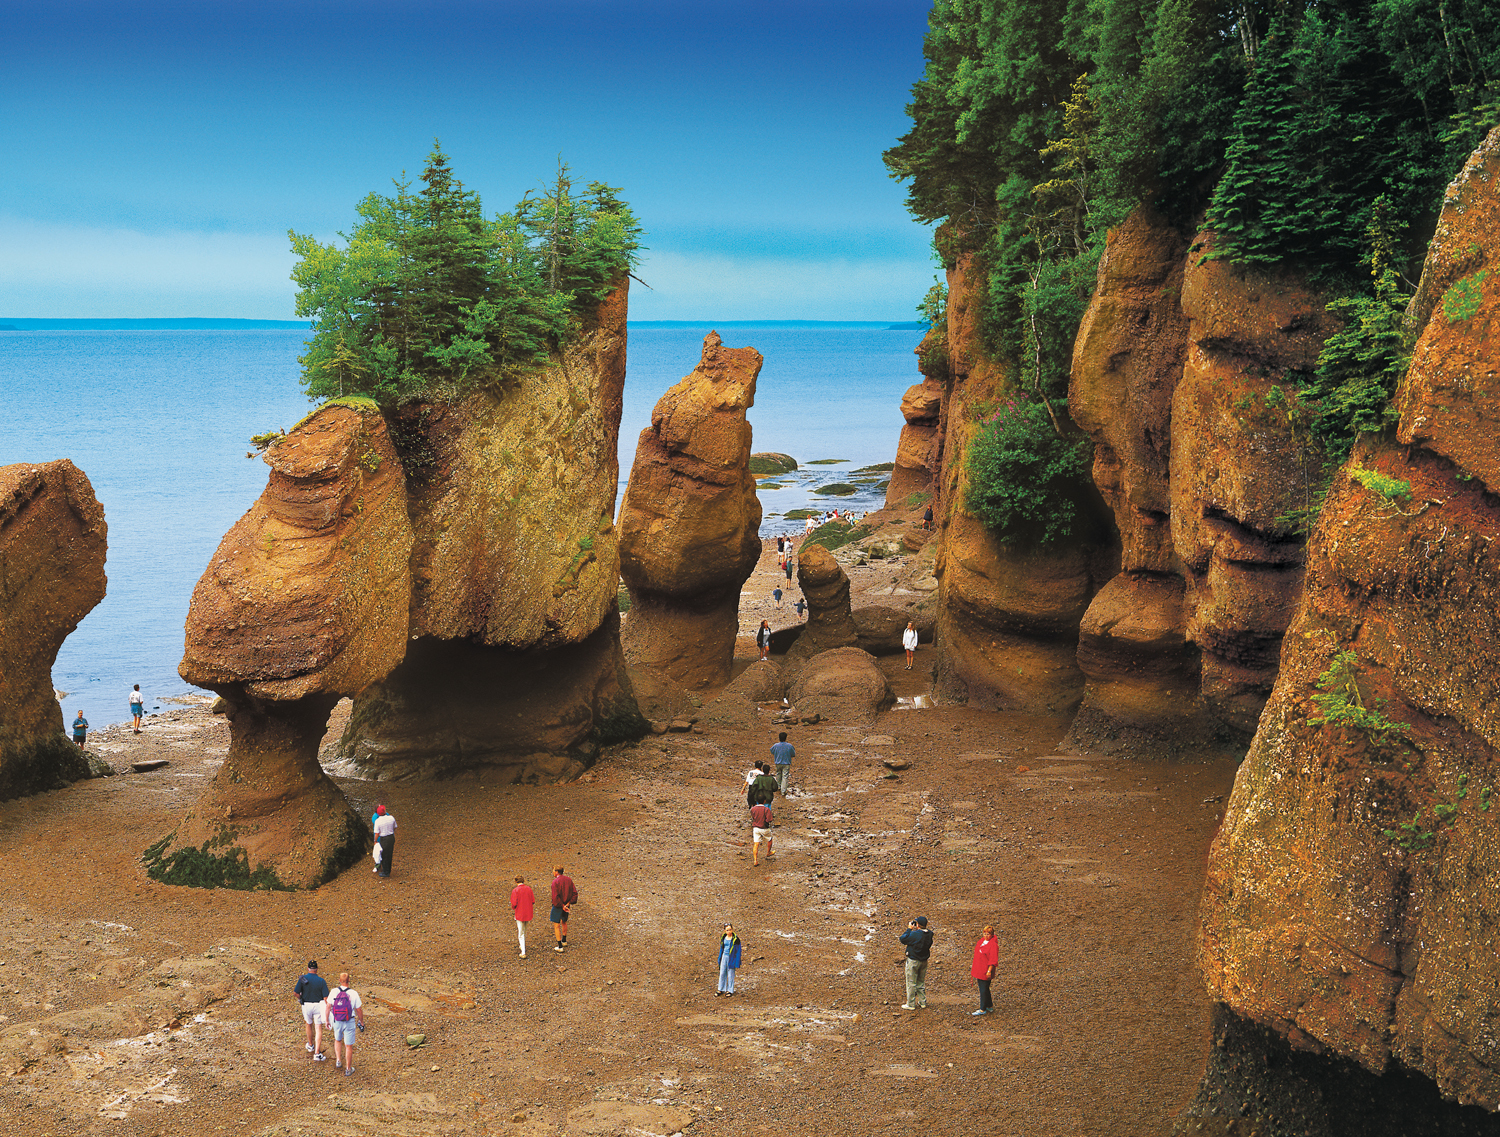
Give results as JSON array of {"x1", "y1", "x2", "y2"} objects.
[{"x1": 0, "y1": 324, "x2": 923, "y2": 727}]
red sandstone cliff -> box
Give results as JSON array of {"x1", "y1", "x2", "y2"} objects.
[{"x1": 1198, "y1": 126, "x2": 1500, "y2": 1108}]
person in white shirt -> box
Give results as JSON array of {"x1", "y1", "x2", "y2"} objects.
[
  {"x1": 129, "y1": 684, "x2": 145, "y2": 733},
  {"x1": 903, "y1": 622, "x2": 919, "y2": 670},
  {"x1": 373, "y1": 805, "x2": 397, "y2": 878},
  {"x1": 322, "y1": 972, "x2": 365, "y2": 1075}
]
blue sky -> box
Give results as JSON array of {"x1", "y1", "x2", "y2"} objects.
[{"x1": 1, "y1": 0, "x2": 937, "y2": 320}]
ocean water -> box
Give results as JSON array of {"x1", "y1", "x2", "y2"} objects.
[{"x1": 0, "y1": 323, "x2": 923, "y2": 728}]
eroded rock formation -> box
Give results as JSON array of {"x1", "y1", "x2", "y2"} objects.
[
  {"x1": 929, "y1": 249, "x2": 1117, "y2": 714},
  {"x1": 1065, "y1": 209, "x2": 1212, "y2": 754},
  {"x1": 160, "y1": 404, "x2": 413, "y2": 888},
  {"x1": 618, "y1": 331, "x2": 762, "y2": 704},
  {"x1": 0, "y1": 460, "x2": 107, "y2": 800},
  {"x1": 340, "y1": 288, "x2": 646, "y2": 780},
  {"x1": 1198, "y1": 126, "x2": 1500, "y2": 1109},
  {"x1": 787, "y1": 646, "x2": 894, "y2": 726},
  {"x1": 884, "y1": 330, "x2": 945, "y2": 508},
  {"x1": 783, "y1": 544, "x2": 859, "y2": 672}
]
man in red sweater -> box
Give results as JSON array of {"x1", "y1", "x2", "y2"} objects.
[{"x1": 550, "y1": 866, "x2": 578, "y2": 952}]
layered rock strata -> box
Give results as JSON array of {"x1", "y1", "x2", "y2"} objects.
[
  {"x1": 783, "y1": 544, "x2": 860, "y2": 672},
  {"x1": 0, "y1": 460, "x2": 107, "y2": 800},
  {"x1": 618, "y1": 331, "x2": 763, "y2": 704},
  {"x1": 1198, "y1": 127, "x2": 1500, "y2": 1110},
  {"x1": 341, "y1": 287, "x2": 647, "y2": 779},
  {"x1": 163, "y1": 405, "x2": 413, "y2": 888}
]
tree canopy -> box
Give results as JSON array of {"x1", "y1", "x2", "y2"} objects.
[{"x1": 289, "y1": 145, "x2": 643, "y2": 404}]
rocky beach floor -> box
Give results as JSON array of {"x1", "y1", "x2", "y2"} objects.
[{"x1": 1, "y1": 515, "x2": 1238, "y2": 1137}]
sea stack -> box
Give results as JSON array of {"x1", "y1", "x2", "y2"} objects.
[
  {"x1": 0, "y1": 460, "x2": 107, "y2": 801},
  {"x1": 162, "y1": 404, "x2": 413, "y2": 889},
  {"x1": 618, "y1": 331, "x2": 763, "y2": 707},
  {"x1": 338, "y1": 282, "x2": 645, "y2": 782}
]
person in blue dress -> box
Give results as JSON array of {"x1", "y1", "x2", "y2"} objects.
[{"x1": 716, "y1": 924, "x2": 743, "y2": 997}]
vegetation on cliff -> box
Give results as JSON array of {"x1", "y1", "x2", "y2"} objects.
[
  {"x1": 289, "y1": 144, "x2": 642, "y2": 405},
  {"x1": 886, "y1": 0, "x2": 1499, "y2": 451}
]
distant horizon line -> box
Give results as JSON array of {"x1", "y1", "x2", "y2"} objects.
[{"x1": 0, "y1": 317, "x2": 927, "y2": 330}]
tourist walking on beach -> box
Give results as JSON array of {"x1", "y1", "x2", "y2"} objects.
[
  {"x1": 971, "y1": 925, "x2": 999, "y2": 1015},
  {"x1": 749, "y1": 763, "x2": 779, "y2": 808},
  {"x1": 757, "y1": 619, "x2": 771, "y2": 661},
  {"x1": 770, "y1": 731, "x2": 795, "y2": 794},
  {"x1": 899, "y1": 916, "x2": 933, "y2": 1010},
  {"x1": 71, "y1": 711, "x2": 88, "y2": 748},
  {"x1": 784, "y1": 557, "x2": 793, "y2": 583},
  {"x1": 804, "y1": 516, "x2": 814, "y2": 535},
  {"x1": 750, "y1": 801, "x2": 774, "y2": 866},
  {"x1": 922, "y1": 504, "x2": 934, "y2": 531},
  {"x1": 510, "y1": 875, "x2": 535, "y2": 958},
  {"x1": 324, "y1": 971, "x2": 365, "y2": 1074},
  {"x1": 373, "y1": 805, "x2": 396, "y2": 878},
  {"x1": 717, "y1": 924, "x2": 743, "y2": 995},
  {"x1": 773, "y1": 586, "x2": 783, "y2": 609},
  {"x1": 551, "y1": 866, "x2": 578, "y2": 951},
  {"x1": 903, "y1": 622, "x2": 919, "y2": 670},
  {"x1": 129, "y1": 685, "x2": 145, "y2": 733},
  {"x1": 794, "y1": 598, "x2": 806, "y2": 619},
  {"x1": 294, "y1": 960, "x2": 330, "y2": 1059}
]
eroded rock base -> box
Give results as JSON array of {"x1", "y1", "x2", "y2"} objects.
[
  {"x1": 342, "y1": 616, "x2": 647, "y2": 782},
  {"x1": 1174, "y1": 1006, "x2": 1500, "y2": 1137},
  {"x1": 146, "y1": 692, "x2": 366, "y2": 890}
]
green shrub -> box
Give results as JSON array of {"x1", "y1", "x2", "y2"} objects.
[
  {"x1": 1444, "y1": 269, "x2": 1489, "y2": 323},
  {"x1": 964, "y1": 399, "x2": 1092, "y2": 546},
  {"x1": 1308, "y1": 649, "x2": 1411, "y2": 755},
  {"x1": 1348, "y1": 465, "x2": 1413, "y2": 505}
]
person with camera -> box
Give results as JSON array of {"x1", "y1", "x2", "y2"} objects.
[{"x1": 899, "y1": 915, "x2": 934, "y2": 1010}]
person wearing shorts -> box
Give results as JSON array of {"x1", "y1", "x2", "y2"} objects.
[
  {"x1": 550, "y1": 866, "x2": 577, "y2": 952},
  {"x1": 293, "y1": 960, "x2": 330, "y2": 1059},
  {"x1": 751, "y1": 802, "x2": 774, "y2": 866},
  {"x1": 323, "y1": 972, "x2": 365, "y2": 1075},
  {"x1": 71, "y1": 711, "x2": 88, "y2": 748}
]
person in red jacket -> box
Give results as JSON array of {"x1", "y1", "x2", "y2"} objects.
[
  {"x1": 510, "y1": 875, "x2": 535, "y2": 958},
  {"x1": 971, "y1": 925, "x2": 999, "y2": 1015},
  {"x1": 550, "y1": 866, "x2": 578, "y2": 952}
]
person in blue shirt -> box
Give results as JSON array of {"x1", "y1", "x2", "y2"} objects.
[
  {"x1": 899, "y1": 917, "x2": 934, "y2": 1010},
  {"x1": 71, "y1": 712, "x2": 88, "y2": 748},
  {"x1": 293, "y1": 960, "x2": 331, "y2": 1059},
  {"x1": 716, "y1": 924, "x2": 743, "y2": 996},
  {"x1": 770, "y1": 732, "x2": 795, "y2": 795}
]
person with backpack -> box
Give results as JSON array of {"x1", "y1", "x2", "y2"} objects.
[
  {"x1": 748, "y1": 763, "x2": 779, "y2": 809},
  {"x1": 293, "y1": 960, "x2": 330, "y2": 1060},
  {"x1": 323, "y1": 971, "x2": 365, "y2": 1075}
]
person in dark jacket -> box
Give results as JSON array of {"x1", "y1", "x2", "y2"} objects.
[
  {"x1": 899, "y1": 916, "x2": 934, "y2": 1010},
  {"x1": 717, "y1": 924, "x2": 743, "y2": 995},
  {"x1": 757, "y1": 619, "x2": 772, "y2": 660},
  {"x1": 749, "y1": 764, "x2": 779, "y2": 808}
]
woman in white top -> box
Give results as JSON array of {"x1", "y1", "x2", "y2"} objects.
[
  {"x1": 903, "y1": 622, "x2": 919, "y2": 670},
  {"x1": 129, "y1": 685, "x2": 145, "y2": 733}
]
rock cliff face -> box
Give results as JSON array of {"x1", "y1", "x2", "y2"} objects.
[
  {"x1": 783, "y1": 544, "x2": 859, "y2": 672},
  {"x1": 158, "y1": 404, "x2": 412, "y2": 889},
  {"x1": 929, "y1": 250, "x2": 1116, "y2": 714},
  {"x1": 618, "y1": 331, "x2": 762, "y2": 705},
  {"x1": 0, "y1": 460, "x2": 107, "y2": 800},
  {"x1": 340, "y1": 288, "x2": 645, "y2": 780},
  {"x1": 1173, "y1": 237, "x2": 1340, "y2": 738},
  {"x1": 1197, "y1": 127, "x2": 1500, "y2": 1110},
  {"x1": 1062, "y1": 206, "x2": 1341, "y2": 754}
]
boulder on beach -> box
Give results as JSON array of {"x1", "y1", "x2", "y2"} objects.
[
  {"x1": 749, "y1": 452, "x2": 798, "y2": 477},
  {"x1": 787, "y1": 647, "x2": 894, "y2": 725},
  {"x1": 0, "y1": 459, "x2": 108, "y2": 802}
]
